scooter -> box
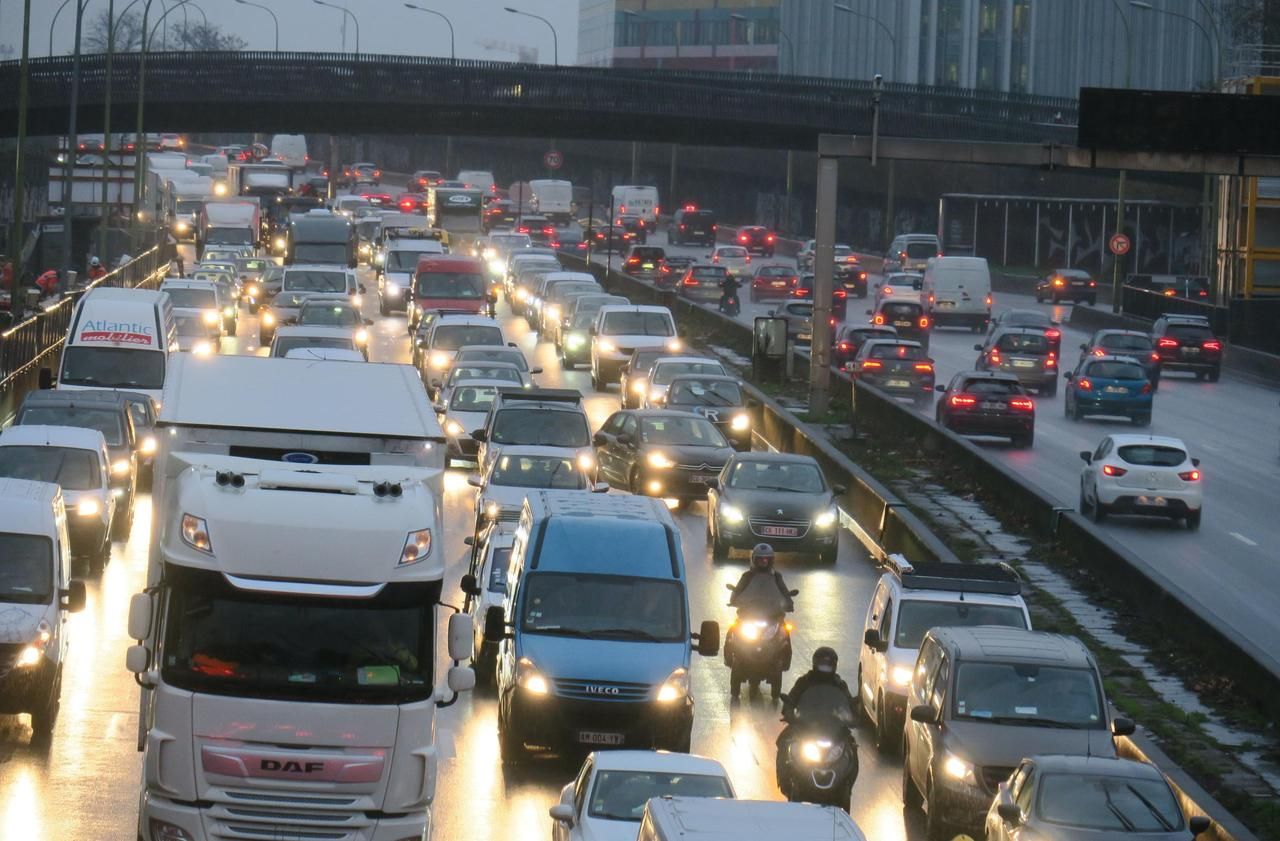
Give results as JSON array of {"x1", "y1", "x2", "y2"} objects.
[
  {"x1": 776, "y1": 700, "x2": 859, "y2": 811},
  {"x1": 719, "y1": 289, "x2": 741, "y2": 316},
  {"x1": 724, "y1": 583, "x2": 796, "y2": 698}
]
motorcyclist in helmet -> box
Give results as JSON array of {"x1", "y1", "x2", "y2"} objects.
[
  {"x1": 719, "y1": 271, "x2": 741, "y2": 313},
  {"x1": 729, "y1": 543, "x2": 794, "y2": 612},
  {"x1": 775, "y1": 647, "x2": 858, "y2": 792}
]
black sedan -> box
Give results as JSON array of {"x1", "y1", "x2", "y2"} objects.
[
  {"x1": 706, "y1": 452, "x2": 844, "y2": 563},
  {"x1": 1035, "y1": 268, "x2": 1098, "y2": 304},
  {"x1": 663, "y1": 374, "x2": 753, "y2": 451},
  {"x1": 987, "y1": 308, "x2": 1062, "y2": 357},
  {"x1": 936, "y1": 370, "x2": 1035, "y2": 448},
  {"x1": 593, "y1": 409, "x2": 733, "y2": 502}
]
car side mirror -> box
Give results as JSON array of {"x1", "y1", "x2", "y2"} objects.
[
  {"x1": 358, "y1": 284, "x2": 367, "y2": 293},
  {"x1": 909, "y1": 704, "x2": 938, "y2": 724},
  {"x1": 549, "y1": 804, "x2": 575, "y2": 827},
  {"x1": 863, "y1": 628, "x2": 882, "y2": 650},
  {"x1": 973, "y1": 343, "x2": 983, "y2": 351},
  {"x1": 1111, "y1": 716, "x2": 1135, "y2": 737},
  {"x1": 703, "y1": 477, "x2": 719, "y2": 490},
  {"x1": 1079, "y1": 451, "x2": 1092, "y2": 464},
  {"x1": 466, "y1": 475, "x2": 483, "y2": 488},
  {"x1": 1079, "y1": 343, "x2": 1087, "y2": 351},
  {"x1": 364, "y1": 318, "x2": 373, "y2": 325},
  {"x1": 1189, "y1": 816, "x2": 1212, "y2": 836},
  {"x1": 935, "y1": 385, "x2": 946, "y2": 392},
  {"x1": 460, "y1": 573, "x2": 482, "y2": 597},
  {"x1": 508, "y1": 341, "x2": 518, "y2": 348},
  {"x1": 483, "y1": 605, "x2": 508, "y2": 642},
  {"x1": 996, "y1": 803, "x2": 1023, "y2": 825},
  {"x1": 471, "y1": 429, "x2": 488, "y2": 442},
  {"x1": 592, "y1": 432, "x2": 609, "y2": 446},
  {"x1": 530, "y1": 367, "x2": 543, "y2": 375},
  {"x1": 38, "y1": 367, "x2": 54, "y2": 390},
  {"x1": 591, "y1": 482, "x2": 610, "y2": 493},
  {"x1": 616, "y1": 432, "x2": 632, "y2": 446},
  {"x1": 62, "y1": 580, "x2": 86, "y2": 613},
  {"x1": 463, "y1": 536, "x2": 475, "y2": 547},
  {"x1": 433, "y1": 401, "x2": 446, "y2": 413},
  {"x1": 694, "y1": 620, "x2": 720, "y2": 656},
  {"x1": 1064, "y1": 372, "x2": 1073, "y2": 380}
]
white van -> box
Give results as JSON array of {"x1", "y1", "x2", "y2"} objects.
[
  {"x1": 269, "y1": 134, "x2": 308, "y2": 170},
  {"x1": 612, "y1": 185, "x2": 660, "y2": 225},
  {"x1": 638, "y1": 797, "x2": 865, "y2": 841},
  {"x1": 0, "y1": 478, "x2": 87, "y2": 738},
  {"x1": 921, "y1": 255, "x2": 993, "y2": 331},
  {"x1": 159, "y1": 278, "x2": 226, "y2": 353},
  {"x1": 53, "y1": 288, "x2": 177, "y2": 405},
  {"x1": 456, "y1": 169, "x2": 496, "y2": 194},
  {"x1": 590, "y1": 304, "x2": 680, "y2": 389}
]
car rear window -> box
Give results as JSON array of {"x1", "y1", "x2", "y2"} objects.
[
  {"x1": 1165, "y1": 325, "x2": 1213, "y2": 341},
  {"x1": 719, "y1": 247, "x2": 748, "y2": 258},
  {"x1": 869, "y1": 343, "x2": 927, "y2": 360},
  {"x1": 905, "y1": 242, "x2": 937, "y2": 258},
  {"x1": 1117, "y1": 445, "x2": 1187, "y2": 467},
  {"x1": 1005, "y1": 312, "x2": 1052, "y2": 328},
  {"x1": 881, "y1": 302, "x2": 923, "y2": 318},
  {"x1": 692, "y1": 266, "x2": 727, "y2": 279},
  {"x1": 996, "y1": 333, "x2": 1050, "y2": 353},
  {"x1": 962, "y1": 379, "x2": 1022, "y2": 396},
  {"x1": 1085, "y1": 361, "x2": 1146, "y2": 379},
  {"x1": 758, "y1": 266, "x2": 794, "y2": 278},
  {"x1": 631, "y1": 248, "x2": 665, "y2": 260}
]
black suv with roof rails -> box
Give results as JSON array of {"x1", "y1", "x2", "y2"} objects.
[
  {"x1": 668, "y1": 207, "x2": 717, "y2": 246},
  {"x1": 1151, "y1": 313, "x2": 1222, "y2": 381}
]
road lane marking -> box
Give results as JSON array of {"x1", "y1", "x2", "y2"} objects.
[{"x1": 1229, "y1": 532, "x2": 1257, "y2": 546}]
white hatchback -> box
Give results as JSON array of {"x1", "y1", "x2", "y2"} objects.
[
  {"x1": 1079, "y1": 434, "x2": 1203, "y2": 528},
  {"x1": 874, "y1": 271, "x2": 924, "y2": 305},
  {"x1": 711, "y1": 245, "x2": 751, "y2": 277}
]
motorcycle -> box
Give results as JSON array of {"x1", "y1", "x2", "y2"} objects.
[
  {"x1": 776, "y1": 684, "x2": 859, "y2": 810},
  {"x1": 718, "y1": 291, "x2": 741, "y2": 316},
  {"x1": 724, "y1": 582, "x2": 796, "y2": 698}
]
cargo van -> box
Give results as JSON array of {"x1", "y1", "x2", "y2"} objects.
[
  {"x1": 0, "y1": 479, "x2": 86, "y2": 738},
  {"x1": 50, "y1": 288, "x2": 177, "y2": 404},
  {"x1": 921, "y1": 256, "x2": 992, "y2": 331},
  {"x1": 269, "y1": 133, "x2": 308, "y2": 170},
  {"x1": 408, "y1": 255, "x2": 488, "y2": 330},
  {"x1": 612, "y1": 185, "x2": 660, "y2": 225}
]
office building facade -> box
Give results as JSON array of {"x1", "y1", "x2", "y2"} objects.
[{"x1": 578, "y1": 0, "x2": 781, "y2": 71}]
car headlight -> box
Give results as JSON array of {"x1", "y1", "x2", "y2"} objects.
[
  {"x1": 597, "y1": 339, "x2": 617, "y2": 354},
  {"x1": 429, "y1": 351, "x2": 451, "y2": 370},
  {"x1": 193, "y1": 340, "x2": 213, "y2": 356},
  {"x1": 647, "y1": 451, "x2": 675, "y2": 469},
  {"x1": 175, "y1": 221, "x2": 190, "y2": 232},
  {"x1": 445, "y1": 419, "x2": 464, "y2": 437},
  {"x1": 566, "y1": 333, "x2": 585, "y2": 349},
  {"x1": 112, "y1": 459, "x2": 130, "y2": 476},
  {"x1": 656, "y1": 667, "x2": 688, "y2": 703},
  {"x1": 515, "y1": 288, "x2": 528, "y2": 302},
  {"x1": 140, "y1": 436, "x2": 157, "y2": 455},
  {"x1": 630, "y1": 378, "x2": 648, "y2": 395},
  {"x1": 386, "y1": 281, "x2": 401, "y2": 295},
  {"x1": 262, "y1": 312, "x2": 276, "y2": 326},
  {"x1": 202, "y1": 310, "x2": 219, "y2": 325},
  {"x1": 890, "y1": 665, "x2": 913, "y2": 687},
  {"x1": 355, "y1": 328, "x2": 368, "y2": 344},
  {"x1": 222, "y1": 306, "x2": 235, "y2": 318},
  {"x1": 546, "y1": 305, "x2": 561, "y2": 322},
  {"x1": 482, "y1": 248, "x2": 497, "y2": 260},
  {"x1": 720, "y1": 503, "x2": 744, "y2": 524},
  {"x1": 374, "y1": 253, "x2": 385, "y2": 266},
  {"x1": 577, "y1": 452, "x2": 595, "y2": 471},
  {"x1": 77, "y1": 498, "x2": 101, "y2": 517},
  {"x1": 516, "y1": 657, "x2": 549, "y2": 695},
  {"x1": 181, "y1": 513, "x2": 213, "y2": 554},
  {"x1": 246, "y1": 284, "x2": 260, "y2": 297},
  {"x1": 943, "y1": 752, "x2": 977, "y2": 785},
  {"x1": 351, "y1": 294, "x2": 363, "y2": 307},
  {"x1": 273, "y1": 236, "x2": 286, "y2": 250},
  {"x1": 666, "y1": 338, "x2": 682, "y2": 352},
  {"x1": 488, "y1": 258, "x2": 506, "y2": 276},
  {"x1": 730, "y1": 413, "x2": 750, "y2": 431},
  {"x1": 815, "y1": 508, "x2": 838, "y2": 529},
  {"x1": 399, "y1": 528, "x2": 432, "y2": 566}
]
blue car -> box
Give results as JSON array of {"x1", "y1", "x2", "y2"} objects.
[{"x1": 1063, "y1": 356, "x2": 1153, "y2": 425}]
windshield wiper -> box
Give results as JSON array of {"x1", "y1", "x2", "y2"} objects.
[
  {"x1": 1103, "y1": 785, "x2": 1138, "y2": 832},
  {"x1": 968, "y1": 715, "x2": 1088, "y2": 729},
  {"x1": 752, "y1": 484, "x2": 803, "y2": 492},
  {"x1": 1125, "y1": 784, "x2": 1175, "y2": 831},
  {"x1": 586, "y1": 627, "x2": 666, "y2": 641}
]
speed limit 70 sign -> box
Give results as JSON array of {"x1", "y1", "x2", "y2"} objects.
[{"x1": 543, "y1": 150, "x2": 563, "y2": 170}]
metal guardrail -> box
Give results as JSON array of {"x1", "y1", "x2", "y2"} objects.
[{"x1": 0, "y1": 52, "x2": 1079, "y2": 148}]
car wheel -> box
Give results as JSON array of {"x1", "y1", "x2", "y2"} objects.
[
  {"x1": 29, "y1": 682, "x2": 60, "y2": 741},
  {"x1": 1186, "y1": 509, "x2": 1202, "y2": 530},
  {"x1": 89, "y1": 538, "x2": 110, "y2": 576},
  {"x1": 590, "y1": 367, "x2": 603, "y2": 392},
  {"x1": 1043, "y1": 379, "x2": 1057, "y2": 398},
  {"x1": 1092, "y1": 497, "x2": 1108, "y2": 523},
  {"x1": 379, "y1": 296, "x2": 390, "y2": 317},
  {"x1": 924, "y1": 777, "x2": 953, "y2": 841},
  {"x1": 498, "y1": 713, "x2": 526, "y2": 765},
  {"x1": 1208, "y1": 367, "x2": 1221, "y2": 383},
  {"x1": 875, "y1": 694, "x2": 898, "y2": 754},
  {"x1": 1016, "y1": 429, "x2": 1035, "y2": 448},
  {"x1": 902, "y1": 747, "x2": 923, "y2": 810},
  {"x1": 819, "y1": 543, "x2": 838, "y2": 564},
  {"x1": 562, "y1": 354, "x2": 575, "y2": 371},
  {"x1": 1087, "y1": 296, "x2": 1097, "y2": 306}
]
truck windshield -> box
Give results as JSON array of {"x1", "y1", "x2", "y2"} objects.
[
  {"x1": 293, "y1": 244, "x2": 350, "y2": 264},
  {"x1": 0, "y1": 446, "x2": 102, "y2": 490},
  {"x1": 0, "y1": 534, "x2": 53, "y2": 605},
  {"x1": 895, "y1": 601, "x2": 1027, "y2": 649},
  {"x1": 174, "y1": 200, "x2": 203, "y2": 214},
  {"x1": 162, "y1": 567, "x2": 437, "y2": 703},
  {"x1": 18, "y1": 406, "x2": 125, "y2": 446},
  {"x1": 205, "y1": 227, "x2": 254, "y2": 245},
  {"x1": 415, "y1": 272, "x2": 484, "y2": 299},
  {"x1": 60, "y1": 346, "x2": 165, "y2": 392},
  {"x1": 521, "y1": 573, "x2": 686, "y2": 641}
]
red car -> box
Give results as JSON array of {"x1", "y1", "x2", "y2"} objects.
[
  {"x1": 749, "y1": 264, "x2": 798, "y2": 302},
  {"x1": 736, "y1": 226, "x2": 776, "y2": 257}
]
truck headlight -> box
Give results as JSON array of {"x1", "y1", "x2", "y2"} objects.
[
  {"x1": 112, "y1": 459, "x2": 130, "y2": 476},
  {"x1": 77, "y1": 498, "x2": 101, "y2": 517},
  {"x1": 944, "y1": 752, "x2": 977, "y2": 785},
  {"x1": 273, "y1": 235, "x2": 286, "y2": 250},
  {"x1": 656, "y1": 668, "x2": 688, "y2": 702},
  {"x1": 181, "y1": 513, "x2": 213, "y2": 554},
  {"x1": 647, "y1": 451, "x2": 675, "y2": 469},
  {"x1": 720, "y1": 504, "x2": 744, "y2": 524},
  {"x1": 890, "y1": 665, "x2": 913, "y2": 687},
  {"x1": 400, "y1": 528, "x2": 433, "y2": 566},
  {"x1": 516, "y1": 657, "x2": 549, "y2": 695},
  {"x1": 730, "y1": 413, "x2": 750, "y2": 431},
  {"x1": 149, "y1": 819, "x2": 195, "y2": 841},
  {"x1": 202, "y1": 310, "x2": 219, "y2": 325},
  {"x1": 814, "y1": 508, "x2": 838, "y2": 529},
  {"x1": 140, "y1": 436, "x2": 157, "y2": 455}
]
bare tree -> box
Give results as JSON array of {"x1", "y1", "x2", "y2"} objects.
[
  {"x1": 83, "y1": 10, "x2": 144, "y2": 53},
  {"x1": 166, "y1": 22, "x2": 248, "y2": 51}
]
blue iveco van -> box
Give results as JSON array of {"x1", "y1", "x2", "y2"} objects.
[{"x1": 484, "y1": 491, "x2": 719, "y2": 761}]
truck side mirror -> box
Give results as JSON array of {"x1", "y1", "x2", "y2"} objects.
[
  {"x1": 483, "y1": 605, "x2": 508, "y2": 642},
  {"x1": 127, "y1": 592, "x2": 153, "y2": 640},
  {"x1": 446, "y1": 664, "x2": 475, "y2": 694},
  {"x1": 447, "y1": 613, "x2": 474, "y2": 661},
  {"x1": 125, "y1": 644, "x2": 150, "y2": 675},
  {"x1": 461, "y1": 573, "x2": 482, "y2": 597},
  {"x1": 694, "y1": 620, "x2": 720, "y2": 656},
  {"x1": 62, "y1": 580, "x2": 86, "y2": 613},
  {"x1": 1189, "y1": 816, "x2": 1212, "y2": 836}
]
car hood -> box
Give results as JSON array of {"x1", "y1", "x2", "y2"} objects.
[
  {"x1": 579, "y1": 817, "x2": 647, "y2": 841},
  {"x1": 643, "y1": 444, "x2": 733, "y2": 468},
  {"x1": 722, "y1": 488, "x2": 832, "y2": 520},
  {"x1": 520, "y1": 633, "x2": 687, "y2": 690},
  {"x1": 445, "y1": 410, "x2": 488, "y2": 437},
  {"x1": 0, "y1": 603, "x2": 50, "y2": 644},
  {"x1": 945, "y1": 719, "x2": 1116, "y2": 767},
  {"x1": 1023, "y1": 823, "x2": 1183, "y2": 841}
]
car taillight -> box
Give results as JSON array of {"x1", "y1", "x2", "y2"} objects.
[
  {"x1": 1150, "y1": 352, "x2": 1160, "y2": 361},
  {"x1": 1164, "y1": 289, "x2": 1177, "y2": 296},
  {"x1": 1203, "y1": 340, "x2": 1221, "y2": 351},
  {"x1": 576, "y1": 242, "x2": 588, "y2": 250},
  {"x1": 626, "y1": 258, "x2": 640, "y2": 265},
  {"x1": 1046, "y1": 329, "x2": 1061, "y2": 340},
  {"x1": 1092, "y1": 349, "x2": 1107, "y2": 357},
  {"x1": 1053, "y1": 278, "x2": 1065, "y2": 287},
  {"x1": 1045, "y1": 356, "x2": 1056, "y2": 368},
  {"x1": 873, "y1": 314, "x2": 885, "y2": 325},
  {"x1": 766, "y1": 234, "x2": 775, "y2": 242},
  {"x1": 400, "y1": 200, "x2": 415, "y2": 210},
  {"x1": 517, "y1": 226, "x2": 529, "y2": 233},
  {"x1": 374, "y1": 170, "x2": 381, "y2": 177},
  {"x1": 883, "y1": 287, "x2": 894, "y2": 296},
  {"x1": 739, "y1": 234, "x2": 749, "y2": 243},
  {"x1": 1009, "y1": 397, "x2": 1034, "y2": 411},
  {"x1": 989, "y1": 350, "x2": 1002, "y2": 365},
  {"x1": 712, "y1": 224, "x2": 718, "y2": 231},
  {"x1": 1157, "y1": 338, "x2": 1179, "y2": 348},
  {"x1": 1178, "y1": 470, "x2": 1201, "y2": 481},
  {"x1": 683, "y1": 276, "x2": 698, "y2": 286},
  {"x1": 949, "y1": 393, "x2": 977, "y2": 408},
  {"x1": 1089, "y1": 280, "x2": 1097, "y2": 287},
  {"x1": 985, "y1": 294, "x2": 993, "y2": 307},
  {"x1": 745, "y1": 255, "x2": 752, "y2": 263},
  {"x1": 838, "y1": 342, "x2": 851, "y2": 351},
  {"x1": 1102, "y1": 464, "x2": 1127, "y2": 477},
  {"x1": 679, "y1": 223, "x2": 686, "y2": 229},
  {"x1": 913, "y1": 363, "x2": 934, "y2": 373},
  {"x1": 712, "y1": 255, "x2": 719, "y2": 262},
  {"x1": 862, "y1": 360, "x2": 883, "y2": 370},
  {"x1": 1077, "y1": 377, "x2": 1093, "y2": 391},
  {"x1": 543, "y1": 227, "x2": 555, "y2": 235},
  {"x1": 919, "y1": 317, "x2": 929, "y2": 328},
  {"x1": 833, "y1": 289, "x2": 847, "y2": 299},
  {"x1": 1140, "y1": 381, "x2": 1153, "y2": 394}
]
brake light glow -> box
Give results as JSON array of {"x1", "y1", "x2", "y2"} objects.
[
  {"x1": 873, "y1": 314, "x2": 885, "y2": 325},
  {"x1": 1164, "y1": 289, "x2": 1177, "y2": 296},
  {"x1": 989, "y1": 350, "x2": 1002, "y2": 365},
  {"x1": 838, "y1": 342, "x2": 851, "y2": 351},
  {"x1": 1102, "y1": 464, "x2": 1127, "y2": 477},
  {"x1": 985, "y1": 294, "x2": 993, "y2": 306},
  {"x1": 949, "y1": 393, "x2": 977, "y2": 408},
  {"x1": 1077, "y1": 378, "x2": 1093, "y2": 391},
  {"x1": 862, "y1": 360, "x2": 883, "y2": 370},
  {"x1": 1092, "y1": 349, "x2": 1107, "y2": 356},
  {"x1": 919, "y1": 317, "x2": 929, "y2": 328},
  {"x1": 833, "y1": 289, "x2": 847, "y2": 299},
  {"x1": 626, "y1": 257, "x2": 640, "y2": 265},
  {"x1": 1089, "y1": 280, "x2": 1097, "y2": 287},
  {"x1": 1203, "y1": 340, "x2": 1221, "y2": 351},
  {"x1": 766, "y1": 234, "x2": 775, "y2": 242},
  {"x1": 1046, "y1": 329, "x2": 1061, "y2": 339},
  {"x1": 1053, "y1": 278, "x2": 1065, "y2": 287},
  {"x1": 739, "y1": 234, "x2": 749, "y2": 243},
  {"x1": 1157, "y1": 338, "x2": 1179, "y2": 348},
  {"x1": 883, "y1": 287, "x2": 893, "y2": 295},
  {"x1": 913, "y1": 362, "x2": 934, "y2": 373},
  {"x1": 683, "y1": 276, "x2": 698, "y2": 286},
  {"x1": 712, "y1": 255, "x2": 719, "y2": 263},
  {"x1": 1140, "y1": 382, "x2": 1153, "y2": 394},
  {"x1": 1150, "y1": 352, "x2": 1160, "y2": 361},
  {"x1": 1178, "y1": 470, "x2": 1201, "y2": 481},
  {"x1": 1045, "y1": 356, "x2": 1056, "y2": 368},
  {"x1": 543, "y1": 227, "x2": 555, "y2": 235},
  {"x1": 400, "y1": 199, "x2": 415, "y2": 210}
]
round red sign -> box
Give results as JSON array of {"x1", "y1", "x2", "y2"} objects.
[
  {"x1": 543, "y1": 150, "x2": 563, "y2": 170},
  {"x1": 1109, "y1": 233, "x2": 1131, "y2": 256}
]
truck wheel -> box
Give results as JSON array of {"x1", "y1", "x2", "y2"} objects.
[{"x1": 30, "y1": 669, "x2": 61, "y2": 740}]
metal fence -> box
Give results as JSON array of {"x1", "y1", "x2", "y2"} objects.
[{"x1": 1120, "y1": 284, "x2": 1280, "y2": 356}]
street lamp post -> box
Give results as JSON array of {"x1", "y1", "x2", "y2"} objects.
[
  {"x1": 148, "y1": 0, "x2": 205, "y2": 47},
  {"x1": 1107, "y1": 0, "x2": 1133, "y2": 312},
  {"x1": 504, "y1": 7, "x2": 558, "y2": 66},
  {"x1": 97, "y1": 0, "x2": 116, "y2": 258},
  {"x1": 404, "y1": 3, "x2": 455, "y2": 60},
  {"x1": 10, "y1": 0, "x2": 32, "y2": 298},
  {"x1": 833, "y1": 3, "x2": 898, "y2": 79},
  {"x1": 234, "y1": 0, "x2": 278, "y2": 50},
  {"x1": 1129, "y1": 1, "x2": 1218, "y2": 86},
  {"x1": 62, "y1": 0, "x2": 90, "y2": 278},
  {"x1": 314, "y1": 0, "x2": 360, "y2": 55},
  {"x1": 729, "y1": 12, "x2": 793, "y2": 78},
  {"x1": 50, "y1": 0, "x2": 77, "y2": 55}
]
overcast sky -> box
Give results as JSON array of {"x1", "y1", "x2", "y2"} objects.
[{"x1": 2, "y1": 0, "x2": 578, "y2": 64}]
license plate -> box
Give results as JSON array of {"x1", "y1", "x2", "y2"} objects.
[
  {"x1": 760, "y1": 525, "x2": 799, "y2": 537},
  {"x1": 1182, "y1": 348, "x2": 1201, "y2": 355},
  {"x1": 893, "y1": 320, "x2": 912, "y2": 327},
  {"x1": 578, "y1": 731, "x2": 625, "y2": 746},
  {"x1": 772, "y1": 281, "x2": 787, "y2": 287},
  {"x1": 886, "y1": 379, "x2": 911, "y2": 388},
  {"x1": 937, "y1": 301, "x2": 956, "y2": 309},
  {"x1": 688, "y1": 474, "x2": 713, "y2": 485},
  {"x1": 980, "y1": 401, "x2": 1007, "y2": 410},
  {"x1": 1012, "y1": 359, "x2": 1035, "y2": 368},
  {"x1": 642, "y1": 263, "x2": 654, "y2": 269},
  {"x1": 1136, "y1": 495, "x2": 1168, "y2": 507},
  {"x1": 1103, "y1": 386, "x2": 1128, "y2": 394}
]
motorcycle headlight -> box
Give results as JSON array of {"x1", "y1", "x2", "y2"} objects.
[
  {"x1": 647, "y1": 451, "x2": 675, "y2": 469},
  {"x1": 400, "y1": 528, "x2": 432, "y2": 566},
  {"x1": 720, "y1": 504, "x2": 744, "y2": 524},
  {"x1": 944, "y1": 752, "x2": 977, "y2": 785},
  {"x1": 77, "y1": 498, "x2": 101, "y2": 517},
  {"x1": 516, "y1": 657, "x2": 549, "y2": 695},
  {"x1": 181, "y1": 513, "x2": 213, "y2": 554},
  {"x1": 815, "y1": 508, "x2": 838, "y2": 529},
  {"x1": 891, "y1": 665, "x2": 913, "y2": 687},
  {"x1": 656, "y1": 667, "x2": 688, "y2": 703},
  {"x1": 730, "y1": 413, "x2": 750, "y2": 432},
  {"x1": 796, "y1": 738, "x2": 840, "y2": 764}
]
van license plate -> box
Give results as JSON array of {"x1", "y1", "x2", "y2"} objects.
[
  {"x1": 893, "y1": 320, "x2": 912, "y2": 328},
  {"x1": 578, "y1": 731, "x2": 625, "y2": 746},
  {"x1": 760, "y1": 526, "x2": 799, "y2": 537},
  {"x1": 936, "y1": 301, "x2": 956, "y2": 309}
]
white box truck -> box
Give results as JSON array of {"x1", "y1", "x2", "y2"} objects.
[
  {"x1": 165, "y1": 175, "x2": 213, "y2": 241},
  {"x1": 128, "y1": 354, "x2": 473, "y2": 841},
  {"x1": 530, "y1": 179, "x2": 574, "y2": 224},
  {"x1": 199, "y1": 199, "x2": 260, "y2": 253},
  {"x1": 612, "y1": 185, "x2": 660, "y2": 225}
]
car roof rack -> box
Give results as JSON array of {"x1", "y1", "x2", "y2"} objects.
[{"x1": 886, "y1": 553, "x2": 1022, "y2": 595}]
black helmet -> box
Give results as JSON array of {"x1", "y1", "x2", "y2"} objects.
[
  {"x1": 750, "y1": 543, "x2": 775, "y2": 570},
  {"x1": 813, "y1": 646, "x2": 838, "y2": 673}
]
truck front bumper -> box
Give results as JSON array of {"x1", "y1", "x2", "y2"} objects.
[{"x1": 141, "y1": 792, "x2": 431, "y2": 841}]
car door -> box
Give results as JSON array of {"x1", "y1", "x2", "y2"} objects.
[
  {"x1": 920, "y1": 653, "x2": 950, "y2": 783},
  {"x1": 594, "y1": 412, "x2": 625, "y2": 484},
  {"x1": 859, "y1": 581, "x2": 889, "y2": 709},
  {"x1": 615, "y1": 414, "x2": 640, "y2": 485},
  {"x1": 1085, "y1": 436, "x2": 1113, "y2": 500},
  {"x1": 906, "y1": 639, "x2": 941, "y2": 787}
]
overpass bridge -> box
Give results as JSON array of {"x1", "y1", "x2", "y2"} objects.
[{"x1": 0, "y1": 51, "x2": 1078, "y2": 149}]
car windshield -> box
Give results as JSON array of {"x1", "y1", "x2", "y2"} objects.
[
  {"x1": 455, "y1": 349, "x2": 527, "y2": 371},
  {"x1": 881, "y1": 303, "x2": 923, "y2": 319},
  {"x1": 299, "y1": 304, "x2": 361, "y2": 327},
  {"x1": 164, "y1": 287, "x2": 217, "y2": 309},
  {"x1": 521, "y1": 572, "x2": 686, "y2": 640},
  {"x1": 450, "y1": 366, "x2": 521, "y2": 384},
  {"x1": 953, "y1": 663, "x2": 1103, "y2": 727},
  {"x1": 548, "y1": 283, "x2": 599, "y2": 303},
  {"x1": 652, "y1": 362, "x2": 725, "y2": 385},
  {"x1": 355, "y1": 221, "x2": 381, "y2": 239},
  {"x1": 0, "y1": 446, "x2": 102, "y2": 490},
  {"x1": 1037, "y1": 773, "x2": 1183, "y2": 832},
  {"x1": 1165, "y1": 325, "x2": 1213, "y2": 341},
  {"x1": 727, "y1": 460, "x2": 824, "y2": 492},
  {"x1": 588, "y1": 771, "x2": 733, "y2": 822},
  {"x1": 175, "y1": 315, "x2": 210, "y2": 335},
  {"x1": 1085, "y1": 361, "x2": 1146, "y2": 380},
  {"x1": 162, "y1": 567, "x2": 434, "y2": 704},
  {"x1": 449, "y1": 385, "x2": 499, "y2": 412},
  {"x1": 895, "y1": 601, "x2": 1027, "y2": 649},
  {"x1": 60, "y1": 347, "x2": 165, "y2": 391},
  {"x1": 905, "y1": 242, "x2": 937, "y2": 258},
  {"x1": 1116, "y1": 445, "x2": 1187, "y2": 467},
  {"x1": 602, "y1": 312, "x2": 674, "y2": 337},
  {"x1": 386, "y1": 251, "x2": 427, "y2": 271},
  {"x1": 869, "y1": 344, "x2": 927, "y2": 360},
  {"x1": 490, "y1": 454, "x2": 585, "y2": 489},
  {"x1": 416, "y1": 271, "x2": 484, "y2": 299},
  {"x1": 491, "y1": 408, "x2": 591, "y2": 447},
  {"x1": 996, "y1": 333, "x2": 1050, "y2": 353},
  {"x1": 284, "y1": 270, "x2": 347, "y2": 293},
  {"x1": 292, "y1": 244, "x2": 350, "y2": 264},
  {"x1": 433, "y1": 325, "x2": 502, "y2": 350},
  {"x1": 631, "y1": 248, "x2": 664, "y2": 260},
  {"x1": 668, "y1": 380, "x2": 742, "y2": 407},
  {"x1": 786, "y1": 304, "x2": 814, "y2": 317},
  {"x1": 272, "y1": 337, "x2": 354, "y2": 356},
  {"x1": 0, "y1": 534, "x2": 53, "y2": 605},
  {"x1": 640, "y1": 416, "x2": 725, "y2": 447},
  {"x1": 19, "y1": 406, "x2": 124, "y2": 446}
]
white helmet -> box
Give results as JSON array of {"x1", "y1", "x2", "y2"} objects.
[{"x1": 90, "y1": 256, "x2": 101, "y2": 267}]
